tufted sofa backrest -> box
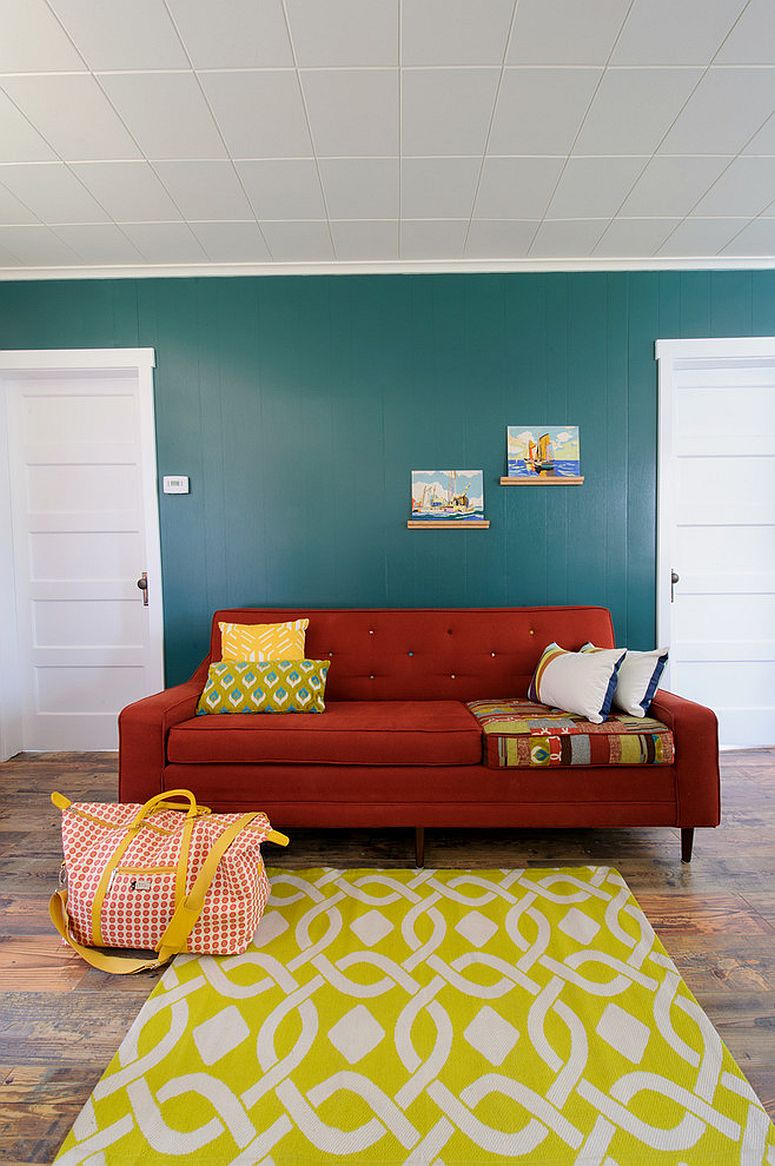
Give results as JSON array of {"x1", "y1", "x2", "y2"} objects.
[{"x1": 208, "y1": 607, "x2": 615, "y2": 703}]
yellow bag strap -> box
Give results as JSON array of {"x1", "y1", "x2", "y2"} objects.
[{"x1": 50, "y1": 811, "x2": 274, "y2": 975}]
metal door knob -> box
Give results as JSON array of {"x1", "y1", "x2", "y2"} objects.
[{"x1": 137, "y1": 571, "x2": 149, "y2": 606}]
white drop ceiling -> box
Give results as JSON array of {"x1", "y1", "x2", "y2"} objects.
[{"x1": 0, "y1": 0, "x2": 774, "y2": 276}]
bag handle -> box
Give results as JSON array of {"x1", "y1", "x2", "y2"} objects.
[
  {"x1": 132, "y1": 789, "x2": 206, "y2": 825},
  {"x1": 50, "y1": 811, "x2": 261, "y2": 975}
]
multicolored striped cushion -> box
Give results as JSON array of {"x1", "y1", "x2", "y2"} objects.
[
  {"x1": 468, "y1": 698, "x2": 674, "y2": 769},
  {"x1": 527, "y1": 642, "x2": 626, "y2": 724}
]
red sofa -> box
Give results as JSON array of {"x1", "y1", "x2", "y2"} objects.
[{"x1": 119, "y1": 606, "x2": 720, "y2": 864}]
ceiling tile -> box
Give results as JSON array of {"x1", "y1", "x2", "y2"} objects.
[
  {"x1": 658, "y1": 217, "x2": 751, "y2": 256},
  {"x1": 301, "y1": 69, "x2": 398, "y2": 156},
  {"x1": 259, "y1": 220, "x2": 333, "y2": 261},
  {"x1": 121, "y1": 222, "x2": 209, "y2": 263},
  {"x1": 620, "y1": 155, "x2": 733, "y2": 217},
  {"x1": 574, "y1": 68, "x2": 702, "y2": 154},
  {"x1": 0, "y1": 163, "x2": 110, "y2": 223},
  {"x1": 318, "y1": 158, "x2": 398, "y2": 219},
  {"x1": 0, "y1": 225, "x2": 81, "y2": 265},
  {"x1": 190, "y1": 220, "x2": 271, "y2": 262},
  {"x1": 101, "y1": 72, "x2": 226, "y2": 159},
  {"x1": 70, "y1": 161, "x2": 182, "y2": 220},
  {"x1": 474, "y1": 156, "x2": 563, "y2": 218},
  {"x1": 0, "y1": 182, "x2": 38, "y2": 224},
  {"x1": 611, "y1": 0, "x2": 745, "y2": 65},
  {"x1": 166, "y1": 0, "x2": 292, "y2": 68},
  {"x1": 402, "y1": 157, "x2": 480, "y2": 219},
  {"x1": 287, "y1": 0, "x2": 397, "y2": 66},
  {"x1": 402, "y1": 0, "x2": 513, "y2": 66},
  {"x1": 693, "y1": 157, "x2": 775, "y2": 216},
  {"x1": 200, "y1": 70, "x2": 311, "y2": 157},
  {"x1": 593, "y1": 217, "x2": 681, "y2": 256},
  {"x1": 401, "y1": 218, "x2": 467, "y2": 258},
  {"x1": 465, "y1": 219, "x2": 536, "y2": 257},
  {"x1": 721, "y1": 217, "x2": 775, "y2": 255},
  {"x1": 715, "y1": 0, "x2": 775, "y2": 65},
  {"x1": 402, "y1": 68, "x2": 498, "y2": 156},
  {"x1": 330, "y1": 220, "x2": 398, "y2": 260},
  {"x1": 49, "y1": 0, "x2": 188, "y2": 70},
  {"x1": 509, "y1": 0, "x2": 629, "y2": 65},
  {"x1": 2, "y1": 75, "x2": 141, "y2": 161},
  {"x1": 744, "y1": 113, "x2": 775, "y2": 155},
  {"x1": 237, "y1": 159, "x2": 325, "y2": 219},
  {"x1": 489, "y1": 69, "x2": 601, "y2": 154},
  {"x1": 0, "y1": 0, "x2": 84, "y2": 71},
  {"x1": 547, "y1": 156, "x2": 647, "y2": 218},
  {"x1": 530, "y1": 218, "x2": 608, "y2": 255},
  {"x1": 0, "y1": 92, "x2": 57, "y2": 163},
  {"x1": 52, "y1": 223, "x2": 145, "y2": 264},
  {"x1": 660, "y1": 68, "x2": 775, "y2": 155},
  {"x1": 153, "y1": 160, "x2": 253, "y2": 219}
]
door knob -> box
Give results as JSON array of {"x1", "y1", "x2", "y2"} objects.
[
  {"x1": 671, "y1": 569, "x2": 679, "y2": 603},
  {"x1": 137, "y1": 571, "x2": 149, "y2": 606}
]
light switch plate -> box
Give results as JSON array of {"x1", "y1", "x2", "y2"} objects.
[{"x1": 162, "y1": 475, "x2": 190, "y2": 494}]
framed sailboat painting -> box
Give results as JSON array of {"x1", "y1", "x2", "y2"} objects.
[
  {"x1": 408, "y1": 470, "x2": 490, "y2": 528},
  {"x1": 502, "y1": 426, "x2": 584, "y2": 485}
]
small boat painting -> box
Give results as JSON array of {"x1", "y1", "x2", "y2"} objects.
[
  {"x1": 410, "y1": 469, "x2": 487, "y2": 522},
  {"x1": 507, "y1": 426, "x2": 580, "y2": 478}
]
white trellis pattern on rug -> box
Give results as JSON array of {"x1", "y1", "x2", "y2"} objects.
[{"x1": 56, "y1": 866, "x2": 775, "y2": 1164}]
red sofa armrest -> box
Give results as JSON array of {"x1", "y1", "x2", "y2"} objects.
[
  {"x1": 118, "y1": 658, "x2": 210, "y2": 803},
  {"x1": 650, "y1": 689, "x2": 720, "y2": 827}
]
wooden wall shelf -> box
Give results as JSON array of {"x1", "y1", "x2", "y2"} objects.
[
  {"x1": 407, "y1": 520, "x2": 490, "y2": 529},
  {"x1": 500, "y1": 476, "x2": 584, "y2": 486}
]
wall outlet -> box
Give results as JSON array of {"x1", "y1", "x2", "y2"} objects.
[{"x1": 162, "y1": 475, "x2": 190, "y2": 494}]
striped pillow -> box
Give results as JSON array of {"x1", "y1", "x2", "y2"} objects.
[
  {"x1": 582, "y1": 643, "x2": 668, "y2": 717},
  {"x1": 528, "y1": 643, "x2": 626, "y2": 724}
]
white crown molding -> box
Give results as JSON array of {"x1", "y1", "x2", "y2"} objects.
[{"x1": 0, "y1": 256, "x2": 774, "y2": 281}]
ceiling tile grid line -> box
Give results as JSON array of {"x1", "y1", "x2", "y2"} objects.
[
  {"x1": 523, "y1": 0, "x2": 638, "y2": 256},
  {"x1": 457, "y1": 0, "x2": 521, "y2": 256},
  {"x1": 592, "y1": 0, "x2": 764, "y2": 255},
  {"x1": 155, "y1": 0, "x2": 276, "y2": 262},
  {"x1": 275, "y1": 0, "x2": 337, "y2": 259},
  {"x1": 24, "y1": 0, "x2": 210, "y2": 265}
]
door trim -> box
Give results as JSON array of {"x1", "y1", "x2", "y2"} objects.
[
  {"x1": 0, "y1": 348, "x2": 160, "y2": 759},
  {"x1": 655, "y1": 335, "x2": 775, "y2": 690}
]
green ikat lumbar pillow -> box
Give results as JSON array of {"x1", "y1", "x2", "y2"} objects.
[{"x1": 197, "y1": 659, "x2": 329, "y2": 714}]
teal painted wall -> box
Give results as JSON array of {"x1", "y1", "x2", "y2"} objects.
[{"x1": 2, "y1": 270, "x2": 774, "y2": 683}]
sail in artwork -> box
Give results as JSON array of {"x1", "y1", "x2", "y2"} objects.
[{"x1": 507, "y1": 426, "x2": 580, "y2": 478}]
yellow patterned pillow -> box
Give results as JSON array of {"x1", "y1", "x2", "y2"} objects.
[
  {"x1": 218, "y1": 618, "x2": 309, "y2": 662},
  {"x1": 197, "y1": 660, "x2": 328, "y2": 714}
]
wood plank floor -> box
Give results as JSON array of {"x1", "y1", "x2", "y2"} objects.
[{"x1": 1, "y1": 750, "x2": 775, "y2": 1164}]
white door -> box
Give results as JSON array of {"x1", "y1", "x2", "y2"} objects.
[
  {"x1": 2, "y1": 352, "x2": 163, "y2": 751},
  {"x1": 657, "y1": 337, "x2": 775, "y2": 748}
]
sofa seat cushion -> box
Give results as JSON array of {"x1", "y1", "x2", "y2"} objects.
[
  {"x1": 467, "y1": 698, "x2": 674, "y2": 769},
  {"x1": 168, "y1": 700, "x2": 482, "y2": 766}
]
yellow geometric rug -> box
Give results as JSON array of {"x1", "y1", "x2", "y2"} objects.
[{"x1": 56, "y1": 867, "x2": 775, "y2": 1164}]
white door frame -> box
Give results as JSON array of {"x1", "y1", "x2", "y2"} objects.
[
  {"x1": 0, "y1": 347, "x2": 161, "y2": 759},
  {"x1": 655, "y1": 335, "x2": 775, "y2": 689}
]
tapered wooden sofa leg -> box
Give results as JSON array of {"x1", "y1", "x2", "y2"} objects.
[
  {"x1": 415, "y1": 826, "x2": 425, "y2": 868},
  {"x1": 681, "y1": 827, "x2": 695, "y2": 863}
]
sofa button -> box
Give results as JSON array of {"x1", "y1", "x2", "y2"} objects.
[
  {"x1": 328, "y1": 651, "x2": 333, "y2": 657},
  {"x1": 450, "y1": 673, "x2": 456, "y2": 680},
  {"x1": 408, "y1": 651, "x2": 414, "y2": 657},
  {"x1": 529, "y1": 629, "x2": 535, "y2": 636},
  {"x1": 491, "y1": 651, "x2": 496, "y2": 657},
  {"x1": 369, "y1": 629, "x2": 374, "y2": 635},
  {"x1": 369, "y1": 674, "x2": 375, "y2": 680}
]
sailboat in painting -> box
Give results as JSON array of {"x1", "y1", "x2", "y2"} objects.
[
  {"x1": 507, "y1": 426, "x2": 580, "y2": 478},
  {"x1": 410, "y1": 470, "x2": 487, "y2": 522}
]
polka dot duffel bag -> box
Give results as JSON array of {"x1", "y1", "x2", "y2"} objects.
[{"x1": 49, "y1": 788, "x2": 289, "y2": 974}]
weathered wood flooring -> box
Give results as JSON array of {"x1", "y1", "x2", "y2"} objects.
[{"x1": 1, "y1": 750, "x2": 774, "y2": 1163}]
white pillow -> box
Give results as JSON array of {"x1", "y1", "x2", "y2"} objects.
[
  {"x1": 582, "y1": 643, "x2": 668, "y2": 717},
  {"x1": 527, "y1": 643, "x2": 626, "y2": 724}
]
